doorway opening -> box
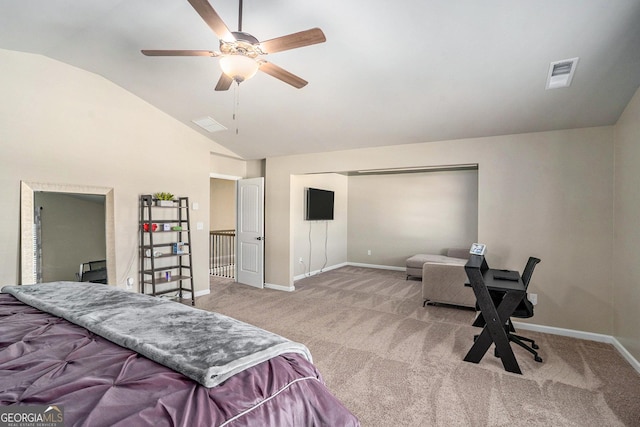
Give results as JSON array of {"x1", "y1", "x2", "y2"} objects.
[
  {"x1": 209, "y1": 177, "x2": 237, "y2": 279},
  {"x1": 209, "y1": 175, "x2": 265, "y2": 289}
]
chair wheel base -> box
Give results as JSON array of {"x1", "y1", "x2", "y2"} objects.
[{"x1": 534, "y1": 355, "x2": 543, "y2": 363}]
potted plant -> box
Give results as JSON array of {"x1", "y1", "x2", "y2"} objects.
[{"x1": 154, "y1": 192, "x2": 175, "y2": 207}]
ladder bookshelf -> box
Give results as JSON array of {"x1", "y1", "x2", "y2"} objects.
[{"x1": 139, "y1": 194, "x2": 195, "y2": 305}]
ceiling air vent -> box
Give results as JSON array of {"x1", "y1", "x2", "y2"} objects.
[
  {"x1": 546, "y1": 57, "x2": 579, "y2": 89},
  {"x1": 192, "y1": 116, "x2": 227, "y2": 133}
]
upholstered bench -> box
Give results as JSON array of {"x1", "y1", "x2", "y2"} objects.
[
  {"x1": 406, "y1": 254, "x2": 454, "y2": 279},
  {"x1": 405, "y1": 248, "x2": 469, "y2": 279},
  {"x1": 406, "y1": 248, "x2": 476, "y2": 309},
  {"x1": 421, "y1": 259, "x2": 476, "y2": 308}
]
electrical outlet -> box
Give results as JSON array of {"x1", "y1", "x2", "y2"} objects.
[
  {"x1": 299, "y1": 257, "x2": 303, "y2": 264},
  {"x1": 528, "y1": 293, "x2": 538, "y2": 305},
  {"x1": 126, "y1": 277, "x2": 134, "y2": 289},
  {"x1": 367, "y1": 250, "x2": 372, "y2": 256}
]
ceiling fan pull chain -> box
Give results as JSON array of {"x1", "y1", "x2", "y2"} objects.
[{"x1": 233, "y1": 82, "x2": 240, "y2": 135}]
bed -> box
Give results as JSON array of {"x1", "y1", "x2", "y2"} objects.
[{"x1": 0, "y1": 282, "x2": 359, "y2": 426}]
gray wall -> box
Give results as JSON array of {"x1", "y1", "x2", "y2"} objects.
[
  {"x1": 291, "y1": 170, "x2": 477, "y2": 277},
  {"x1": 266, "y1": 126, "x2": 614, "y2": 337},
  {"x1": 292, "y1": 174, "x2": 348, "y2": 278},
  {"x1": 613, "y1": 86, "x2": 640, "y2": 360},
  {"x1": 347, "y1": 170, "x2": 478, "y2": 266},
  {"x1": 0, "y1": 49, "x2": 237, "y2": 293}
]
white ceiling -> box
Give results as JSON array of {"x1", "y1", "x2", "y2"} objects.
[{"x1": 2, "y1": 1, "x2": 640, "y2": 160}]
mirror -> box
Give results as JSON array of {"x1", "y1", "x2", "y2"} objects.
[
  {"x1": 35, "y1": 192, "x2": 106, "y2": 282},
  {"x1": 21, "y1": 181, "x2": 116, "y2": 285}
]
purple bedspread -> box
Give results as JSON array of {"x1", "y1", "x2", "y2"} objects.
[{"x1": 0, "y1": 294, "x2": 359, "y2": 426}]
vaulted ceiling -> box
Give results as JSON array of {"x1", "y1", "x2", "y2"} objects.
[{"x1": 2, "y1": 1, "x2": 640, "y2": 160}]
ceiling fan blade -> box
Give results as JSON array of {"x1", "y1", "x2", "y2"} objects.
[
  {"x1": 259, "y1": 28, "x2": 326, "y2": 54},
  {"x1": 215, "y1": 73, "x2": 234, "y2": 91},
  {"x1": 141, "y1": 49, "x2": 219, "y2": 57},
  {"x1": 187, "y1": 0, "x2": 235, "y2": 41},
  {"x1": 259, "y1": 62, "x2": 308, "y2": 89}
]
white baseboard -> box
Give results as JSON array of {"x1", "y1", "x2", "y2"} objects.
[
  {"x1": 294, "y1": 262, "x2": 404, "y2": 281},
  {"x1": 346, "y1": 262, "x2": 406, "y2": 272},
  {"x1": 195, "y1": 288, "x2": 210, "y2": 298},
  {"x1": 513, "y1": 321, "x2": 640, "y2": 374},
  {"x1": 609, "y1": 337, "x2": 640, "y2": 374},
  {"x1": 293, "y1": 262, "x2": 349, "y2": 281},
  {"x1": 264, "y1": 282, "x2": 295, "y2": 292}
]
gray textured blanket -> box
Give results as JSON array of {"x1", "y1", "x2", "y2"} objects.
[{"x1": 1, "y1": 282, "x2": 312, "y2": 388}]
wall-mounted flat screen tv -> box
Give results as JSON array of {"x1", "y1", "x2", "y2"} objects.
[{"x1": 305, "y1": 187, "x2": 335, "y2": 220}]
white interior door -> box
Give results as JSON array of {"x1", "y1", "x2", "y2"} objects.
[{"x1": 236, "y1": 177, "x2": 264, "y2": 288}]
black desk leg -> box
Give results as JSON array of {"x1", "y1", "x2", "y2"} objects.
[
  {"x1": 493, "y1": 291, "x2": 523, "y2": 374},
  {"x1": 464, "y1": 290, "x2": 523, "y2": 375},
  {"x1": 472, "y1": 312, "x2": 486, "y2": 328}
]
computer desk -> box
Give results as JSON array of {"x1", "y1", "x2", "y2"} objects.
[{"x1": 463, "y1": 254, "x2": 525, "y2": 374}]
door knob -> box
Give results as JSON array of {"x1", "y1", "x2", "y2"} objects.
[{"x1": 256, "y1": 236, "x2": 264, "y2": 241}]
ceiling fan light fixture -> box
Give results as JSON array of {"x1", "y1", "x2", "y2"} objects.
[{"x1": 219, "y1": 54, "x2": 259, "y2": 83}]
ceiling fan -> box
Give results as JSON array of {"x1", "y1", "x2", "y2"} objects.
[{"x1": 142, "y1": 0, "x2": 326, "y2": 91}]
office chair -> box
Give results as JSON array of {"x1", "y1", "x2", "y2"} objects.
[{"x1": 497, "y1": 257, "x2": 542, "y2": 362}]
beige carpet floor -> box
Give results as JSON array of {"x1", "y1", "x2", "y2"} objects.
[{"x1": 196, "y1": 266, "x2": 640, "y2": 426}]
